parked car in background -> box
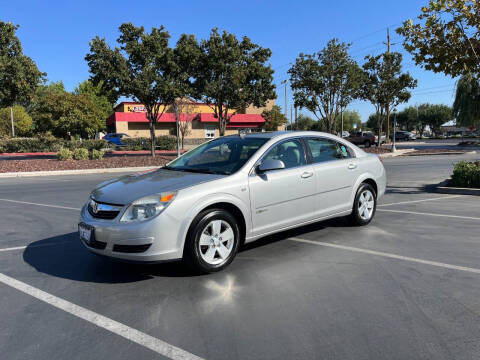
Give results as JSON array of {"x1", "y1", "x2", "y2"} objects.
[
  {"x1": 103, "y1": 133, "x2": 130, "y2": 146},
  {"x1": 390, "y1": 131, "x2": 416, "y2": 141},
  {"x1": 346, "y1": 131, "x2": 383, "y2": 147},
  {"x1": 79, "y1": 131, "x2": 386, "y2": 273}
]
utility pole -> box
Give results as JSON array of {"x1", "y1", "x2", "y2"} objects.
[
  {"x1": 281, "y1": 80, "x2": 288, "y2": 118},
  {"x1": 383, "y1": 28, "x2": 396, "y2": 144},
  {"x1": 10, "y1": 107, "x2": 15, "y2": 138}
]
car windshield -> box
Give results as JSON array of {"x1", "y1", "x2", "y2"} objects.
[{"x1": 165, "y1": 136, "x2": 268, "y2": 175}]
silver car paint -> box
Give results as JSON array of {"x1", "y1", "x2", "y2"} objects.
[{"x1": 80, "y1": 131, "x2": 387, "y2": 262}]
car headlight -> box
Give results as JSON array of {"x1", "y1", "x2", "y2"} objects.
[{"x1": 120, "y1": 192, "x2": 177, "y2": 223}]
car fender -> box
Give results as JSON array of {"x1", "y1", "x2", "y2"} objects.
[
  {"x1": 349, "y1": 171, "x2": 379, "y2": 205},
  {"x1": 176, "y1": 192, "x2": 252, "y2": 253}
]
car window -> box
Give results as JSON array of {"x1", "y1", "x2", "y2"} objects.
[
  {"x1": 263, "y1": 139, "x2": 306, "y2": 169},
  {"x1": 166, "y1": 136, "x2": 268, "y2": 175},
  {"x1": 306, "y1": 138, "x2": 350, "y2": 163}
]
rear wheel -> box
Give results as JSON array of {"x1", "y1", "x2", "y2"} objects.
[
  {"x1": 364, "y1": 140, "x2": 371, "y2": 148},
  {"x1": 349, "y1": 183, "x2": 376, "y2": 226},
  {"x1": 184, "y1": 209, "x2": 240, "y2": 273}
]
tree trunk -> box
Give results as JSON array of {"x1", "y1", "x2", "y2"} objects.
[
  {"x1": 219, "y1": 116, "x2": 226, "y2": 137},
  {"x1": 377, "y1": 111, "x2": 382, "y2": 147},
  {"x1": 149, "y1": 121, "x2": 156, "y2": 157}
]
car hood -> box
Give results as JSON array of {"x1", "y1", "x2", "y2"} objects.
[{"x1": 91, "y1": 168, "x2": 226, "y2": 205}]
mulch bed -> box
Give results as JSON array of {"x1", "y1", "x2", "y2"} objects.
[
  {"x1": 0, "y1": 155, "x2": 174, "y2": 173},
  {"x1": 363, "y1": 147, "x2": 392, "y2": 154}
]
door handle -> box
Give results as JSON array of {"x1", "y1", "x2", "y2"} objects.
[
  {"x1": 301, "y1": 171, "x2": 314, "y2": 178},
  {"x1": 348, "y1": 163, "x2": 357, "y2": 170}
]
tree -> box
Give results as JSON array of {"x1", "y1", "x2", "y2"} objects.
[
  {"x1": 74, "y1": 80, "x2": 114, "y2": 123},
  {"x1": 292, "y1": 114, "x2": 316, "y2": 130},
  {"x1": 179, "y1": 28, "x2": 276, "y2": 136},
  {"x1": 335, "y1": 110, "x2": 362, "y2": 132},
  {"x1": 366, "y1": 113, "x2": 381, "y2": 133},
  {"x1": 288, "y1": 39, "x2": 363, "y2": 134},
  {"x1": 262, "y1": 105, "x2": 288, "y2": 131},
  {"x1": 0, "y1": 105, "x2": 33, "y2": 137},
  {"x1": 423, "y1": 104, "x2": 453, "y2": 136},
  {"x1": 396, "y1": 106, "x2": 418, "y2": 132},
  {"x1": 86, "y1": 23, "x2": 183, "y2": 156},
  {"x1": 0, "y1": 21, "x2": 45, "y2": 136},
  {"x1": 171, "y1": 99, "x2": 196, "y2": 152},
  {"x1": 32, "y1": 90, "x2": 103, "y2": 138},
  {"x1": 397, "y1": 1, "x2": 480, "y2": 77},
  {"x1": 361, "y1": 52, "x2": 417, "y2": 145},
  {"x1": 453, "y1": 74, "x2": 480, "y2": 128}
]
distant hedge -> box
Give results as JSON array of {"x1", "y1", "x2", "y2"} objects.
[
  {"x1": 451, "y1": 161, "x2": 480, "y2": 188},
  {"x1": 0, "y1": 137, "x2": 108, "y2": 153},
  {"x1": 122, "y1": 136, "x2": 176, "y2": 151}
]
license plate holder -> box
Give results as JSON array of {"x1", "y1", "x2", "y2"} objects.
[{"x1": 78, "y1": 223, "x2": 93, "y2": 243}]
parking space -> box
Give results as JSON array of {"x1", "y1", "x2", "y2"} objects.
[{"x1": 1, "y1": 155, "x2": 480, "y2": 360}]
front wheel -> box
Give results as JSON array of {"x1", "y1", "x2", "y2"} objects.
[
  {"x1": 349, "y1": 183, "x2": 377, "y2": 226},
  {"x1": 184, "y1": 209, "x2": 240, "y2": 273}
]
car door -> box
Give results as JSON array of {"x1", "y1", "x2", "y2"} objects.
[
  {"x1": 248, "y1": 138, "x2": 316, "y2": 236},
  {"x1": 305, "y1": 137, "x2": 360, "y2": 218}
]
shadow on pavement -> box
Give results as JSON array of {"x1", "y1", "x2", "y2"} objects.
[
  {"x1": 22, "y1": 232, "x2": 200, "y2": 283},
  {"x1": 23, "y1": 216, "x2": 356, "y2": 283}
]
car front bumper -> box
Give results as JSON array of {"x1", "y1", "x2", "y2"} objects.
[{"x1": 79, "y1": 205, "x2": 184, "y2": 262}]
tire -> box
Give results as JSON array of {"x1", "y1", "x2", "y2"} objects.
[
  {"x1": 364, "y1": 140, "x2": 371, "y2": 148},
  {"x1": 349, "y1": 183, "x2": 377, "y2": 226},
  {"x1": 184, "y1": 209, "x2": 241, "y2": 273}
]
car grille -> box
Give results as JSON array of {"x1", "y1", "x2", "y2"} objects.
[
  {"x1": 112, "y1": 244, "x2": 152, "y2": 253},
  {"x1": 88, "y1": 199, "x2": 123, "y2": 220}
]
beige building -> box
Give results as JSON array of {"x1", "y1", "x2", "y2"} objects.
[{"x1": 106, "y1": 100, "x2": 279, "y2": 142}]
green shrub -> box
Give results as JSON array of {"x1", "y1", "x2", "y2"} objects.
[
  {"x1": 72, "y1": 148, "x2": 89, "y2": 160},
  {"x1": 122, "y1": 136, "x2": 176, "y2": 151},
  {"x1": 451, "y1": 161, "x2": 480, "y2": 188},
  {"x1": 57, "y1": 148, "x2": 73, "y2": 161},
  {"x1": 90, "y1": 149, "x2": 104, "y2": 160},
  {"x1": 0, "y1": 137, "x2": 64, "y2": 153}
]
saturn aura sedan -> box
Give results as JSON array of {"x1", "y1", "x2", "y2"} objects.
[{"x1": 79, "y1": 131, "x2": 386, "y2": 273}]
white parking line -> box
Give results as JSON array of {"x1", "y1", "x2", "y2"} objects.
[
  {"x1": 0, "y1": 272, "x2": 205, "y2": 360},
  {"x1": 0, "y1": 241, "x2": 72, "y2": 253},
  {"x1": 377, "y1": 208, "x2": 480, "y2": 221},
  {"x1": 289, "y1": 238, "x2": 480, "y2": 275},
  {"x1": 378, "y1": 195, "x2": 463, "y2": 207},
  {"x1": 0, "y1": 198, "x2": 80, "y2": 211},
  {"x1": 0, "y1": 245, "x2": 27, "y2": 252}
]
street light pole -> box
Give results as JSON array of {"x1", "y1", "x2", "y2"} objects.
[
  {"x1": 391, "y1": 108, "x2": 397, "y2": 153},
  {"x1": 281, "y1": 80, "x2": 288, "y2": 119}
]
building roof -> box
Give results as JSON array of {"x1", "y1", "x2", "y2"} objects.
[{"x1": 107, "y1": 112, "x2": 265, "y2": 127}]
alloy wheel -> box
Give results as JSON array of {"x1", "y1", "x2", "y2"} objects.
[
  {"x1": 198, "y1": 220, "x2": 235, "y2": 265},
  {"x1": 358, "y1": 190, "x2": 375, "y2": 220}
]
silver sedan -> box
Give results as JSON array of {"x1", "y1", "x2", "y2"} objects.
[{"x1": 79, "y1": 131, "x2": 386, "y2": 273}]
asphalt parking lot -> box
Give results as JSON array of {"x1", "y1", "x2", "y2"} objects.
[{"x1": 1, "y1": 153, "x2": 480, "y2": 360}]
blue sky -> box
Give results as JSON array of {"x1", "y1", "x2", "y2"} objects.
[{"x1": 2, "y1": 0, "x2": 456, "y2": 123}]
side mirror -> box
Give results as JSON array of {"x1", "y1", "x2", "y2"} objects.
[{"x1": 257, "y1": 159, "x2": 285, "y2": 173}]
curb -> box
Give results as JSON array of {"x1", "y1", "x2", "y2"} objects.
[
  {"x1": 406, "y1": 151, "x2": 473, "y2": 156},
  {"x1": 434, "y1": 180, "x2": 480, "y2": 196},
  {"x1": 379, "y1": 149, "x2": 416, "y2": 158},
  {"x1": 0, "y1": 166, "x2": 159, "y2": 178}
]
